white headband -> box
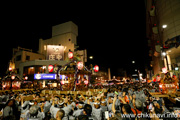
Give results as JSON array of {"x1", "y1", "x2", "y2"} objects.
[
  {"x1": 101, "y1": 101, "x2": 106, "y2": 103},
  {"x1": 29, "y1": 102, "x2": 34, "y2": 105},
  {"x1": 94, "y1": 102, "x2": 100, "y2": 105},
  {"x1": 58, "y1": 102, "x2": 64, "y2": 105},
  {"x1": 175, "y1": 98, "x2": 180, "y2": 101},
  {"x1": 78, "y1": 104, "x2": 83, "y2": 106}
]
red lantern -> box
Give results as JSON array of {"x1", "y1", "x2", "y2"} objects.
[
  {"x1": 94, "y1": 65, "x2": 99, "y2": 72},
  {"x1": 68, "y1": 52, "x2": 73, "y2": 59},
  {"x1": 25, "y1": 76, "x2": 28, "y2": 80},
  {"x1": 77, "y1": 62, "x2": 83, "y2": 70},
  {"x1": 48, "y1": 65, "x2": 54, "y2": 73},
  {"x1": 153, "y1": 78, "x2": 156, "y2": 82},
  {"x1": 61, "y1": 80, "x2": 65, "y2": 85}
]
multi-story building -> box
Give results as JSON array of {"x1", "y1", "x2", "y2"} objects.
[
  {"x1": 9, "y1": 21, "x2": 87, "y2": 89},
  {"x1": 145, "y1": 0, "x2": 180, "y2": 77}
]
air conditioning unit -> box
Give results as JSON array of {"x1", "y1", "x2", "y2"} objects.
[
  {"x1": 155, "y1": 45, "x2": 161, "y2": 53},
  {"x1": 152, "y1": 27, "x2": 158, "y2": 34},
  {"x1": 150, "y1": 6, "x2": 155, "y2": 16}
]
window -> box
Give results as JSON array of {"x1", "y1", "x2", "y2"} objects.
[
  {"x1": 26, "y1": 56, "x2": 30, "y2": 61},
  {"x1": 28, "y1": 67, "x2": 35, "y2": 75},
  {"x1": 16, "y1": 55, "x2": 21, "y2": 61},
  {"x1": 40, "y1": 66, "x2": 46, "y2": 73},
  {"x1": 44, "y1": 45, "x2": 46, "y2": 50}
]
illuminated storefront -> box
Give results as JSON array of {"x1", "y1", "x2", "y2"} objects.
[
  {"x1": 34, "y1": 73, "x2": 59, "y2": 89},
  {"x1": 6, "y1": 21, "x2": 89, "y2": 90}
]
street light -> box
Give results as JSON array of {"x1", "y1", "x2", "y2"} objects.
[
  {"x1": 89, "y1": 56, "x2": 93, "y2": 59},
  {"x1": 175, "y1": 67, "x2": 179, "y2": 71},
  {"x1": 162, "y1": 52, "x2": 166, "y2": 56},
  {"x1": 162, "y1": 24, "x2": 167, "y2": 29},
  {"x1": 132, "y1": 61, "x2": 135, "y2": 64}
]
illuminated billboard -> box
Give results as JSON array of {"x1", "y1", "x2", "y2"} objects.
[
  {"x1": 34, "y1": 73, "x2": 68, "y2": 80},
  {"x1": 34, "y1": 74, "x2": 56, "y2": 80},
  {"x1": 47, "y1": 45, "x2": 64, "y2": 60}
]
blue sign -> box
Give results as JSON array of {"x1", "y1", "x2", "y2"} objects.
[{"x1": 34, "y1": 74, "x2": 56, "y2": 80}]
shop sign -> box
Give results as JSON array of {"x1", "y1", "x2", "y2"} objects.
[
  {"x1": 47, "y1": 45, "x2": 64, "y2": 60},
  {"x1": 34, "y1": 74, "x2": 67, "y2": 80},
  {"x1": 54, "y1": 66, "x2": 59, "y2": 73},
  {"x1": 34, "y1": 74, "x2": 56, "y2": 80}
]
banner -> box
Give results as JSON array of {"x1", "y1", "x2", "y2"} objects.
[{"x1": 47, "y1": 45, "x2": 64, "y2": 60}]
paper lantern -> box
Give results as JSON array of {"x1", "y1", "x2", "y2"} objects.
[
  {"x1": 25, "y1": 76, "x2": 28, "y2": 80},
  {"x1": 77, "y1": 62, "x2": 83, "y2": 70},
  {"x1": 11, "y1": 75, "x2": 15, "y2": 80},
  {"x1": 162, "y1": 67, "x2": 167, "y2": 73},
  {"x1": 9, "y1": 67, "x2": 12, "y2": 71},
  {"x1": 61, "y1": 80, "x2": 65, "y2": 85},
  {"x1": 68, "y1": 52, "x2": 73, "y2": 59},
  {"x1": 84, "y1": 80, "x2": 88, "y2": 85},
  {"x1": 48, "y1": 65, "x2": 54, "y2": 73},
  {"x1": 94, "y1": 65, "x2": 99, "y2": 72}
]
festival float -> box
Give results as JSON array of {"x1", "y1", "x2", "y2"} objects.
[
  {"x1": 1, "y1": 62, "x2": 23, "y2": 90},
  {"x1": 58, "y1": 62, "x2": 91, "y2": 91},
  {"x1": 156, "y1": 70, "x2": 180, "y2": 94},
  {"x1": 56, "y1": 52, "x2": 98, "y2": 91},
  {"x1": 2, "y1": 73, "x2": 23, "y2": 90}
]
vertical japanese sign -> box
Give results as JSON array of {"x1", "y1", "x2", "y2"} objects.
[{"x1": 47, "y1": 45, "x2": 64, "y2": 60}]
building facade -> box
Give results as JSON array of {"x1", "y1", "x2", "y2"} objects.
[
  {"x1": 145, "y1": 0, "x2": 180, "y2": 77},
  {"x1": 38, "y1": 21, "x2": 79, "y2": 56},
  {"x1": 10, "y1": 21, "x2": 87, "y2": 89}
]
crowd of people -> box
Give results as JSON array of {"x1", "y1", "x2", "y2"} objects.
[{"x1": 0, "y1": 82, "x2": 180, "y2": 120}]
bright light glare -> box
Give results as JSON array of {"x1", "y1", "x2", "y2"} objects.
[
  {"x1": 89, "y1": 56, "x2": 93, "y2": 59},
  {"x1": 42, "y1": 66, "x2": 46, "y2": 69},
  {"x1": 162, "y1": 52, "x2": 166, "y2": 56},
  {"x1": 175, "y1": 67, "x2": 179, "y2": 71},
  {"x1": 162, "y1": 25, "x2": 167, "y2": 28}
]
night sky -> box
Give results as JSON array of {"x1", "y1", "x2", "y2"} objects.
[{"x1": 0, "y1": 1, "x2": 148, "y2": 77}]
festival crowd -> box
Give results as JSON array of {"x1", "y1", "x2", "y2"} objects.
[{"x1": 0, "y1": 82, "x2": 180, "y2": 120}]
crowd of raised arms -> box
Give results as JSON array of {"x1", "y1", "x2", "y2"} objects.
[{"x1": 0, "y1": 82, "x2": 180, "y2": 120}]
